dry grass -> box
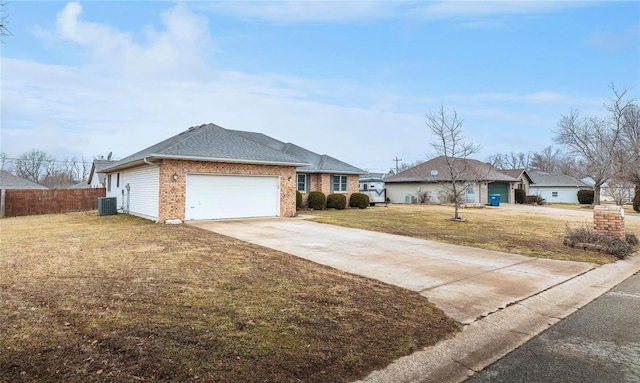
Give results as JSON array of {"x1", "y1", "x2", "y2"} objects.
[
  {"x1": 310, "y1": 204, "x2": 640, "y2": 265},
  {"x1": 0, "y1": 212, "x2": 458, "y2": 383}
]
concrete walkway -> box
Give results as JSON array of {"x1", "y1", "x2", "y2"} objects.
[
  {"x1": 191, "y1": 218, "x2": 594, "y2": 324},
  {"x1": 190, "y1": 218, "x2": 640, "y2": 383}
]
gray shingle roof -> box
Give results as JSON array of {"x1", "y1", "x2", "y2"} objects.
[
  {"x1": 385, "y1": 156, "x2": 518, "y2": 183},
  {"x1": 528, "y1": 171, "x2": 589, "y2": 187},
  {"x1": 88, "y1": 159, "x2": 114, "y2": 185},
  {"x1": 103, "y1": 123, "x2": 365, "y2": 174},
  {"x1": 499, "y1": 168, "x2": 533, "y2": 184},
  {"x1": 227, "y1": 130, "x2": 365, "y2": 174},
  {"x1": 0, "y1": 170, "x2": 48, "y2": 190}
]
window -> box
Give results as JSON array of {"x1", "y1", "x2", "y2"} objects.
[
  {"x1": 116, "y1": 173, "x2": 120, "y2": 188},
  {"x1": 332, "y1": 175, "x2": 348, "y2": 193},
  {"x1": 297, "y1": 174, "x2": 308, "y2": 193},
  {"x1": 107, "y1": 174, "x2": 112, "y2": 192},
  {"x1": 552, "y1": 191, "x2": 558, "y2": 197}
]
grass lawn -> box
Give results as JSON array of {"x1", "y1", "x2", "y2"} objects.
[
  {"x1": 0, "y1": 212, "x2": 459, "y2": 383},
  {"x1": 310, "y1": 204, "x2": 640, "y2": 265}
]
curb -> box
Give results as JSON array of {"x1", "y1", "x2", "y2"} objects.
[{"x1": 355, "y1": 253, "x2": 640, "y2": 383}]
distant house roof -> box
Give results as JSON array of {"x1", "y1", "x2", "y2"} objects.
[
  {"x1": 528, "y1": 171, "x2": 590, "y2": 188},
  {"x1": 69, "y1": 182, "x2": 92, "y2": 189},
  {"x1": 499, "y1": 168, "x2": 534, "y2": 184},
  {"x1": 0, "y1": 170, "x2": 48, "y2": 190},
  {"x1": 88, "y1": 159, "x2": 114, "y2": 186},
  {"x1": 385, "y1": 156, "x2": 518, "y2": 183},
  {"x1": 103, "y1": 123, "x2": 366, "y2": 175}
]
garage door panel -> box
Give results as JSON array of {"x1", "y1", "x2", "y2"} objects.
[{"x1": 186, "y1": 175, "x2": 280, "y2": 220}]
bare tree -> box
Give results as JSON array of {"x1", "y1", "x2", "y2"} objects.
[
  {"x1": 1, "y1": 2, "x2": 12, "y2": 42},
  {"x1": 487, "y1": 151, "x2": 532, "y2": 170},
  {"x1": 428, "y1": 103, "x2": 481, "y2": 220},
  {"x1": 15, "y1": 149, "x2": 56, "y2": 184},
  {"x1": 387, "y1": 159, "x2": 425, "y2": 175},
  {"x1": 81, "y1": 155, "x2": 91, "y2": 182},
  {"x1": 619, "y1": 103, "x2": 640, "y2": 186},
  {"x1": 0, "y1": 152, "x2": 12, "y2": 171},
  {"x1": 554, "y1": 85, "x2": 634, "y2": 204}
]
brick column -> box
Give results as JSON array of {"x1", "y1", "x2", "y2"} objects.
[{"x1": 593, "y1": 205, "x2": 625, "y2": 239}]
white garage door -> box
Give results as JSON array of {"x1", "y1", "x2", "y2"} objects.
[{"x1": 185, "y1": 174, "x2": 280, "y2": 220}]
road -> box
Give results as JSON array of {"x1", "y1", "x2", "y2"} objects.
[{"x1": 465, "y1": 272, "x2": 640, "y2": 383}]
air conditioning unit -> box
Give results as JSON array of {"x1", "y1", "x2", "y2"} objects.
[
  {"x1": 404, "y1": 194, "x2": 415, "y2": 204},
  {"x1": 98, "y1": 197, "x2": 118, "y2": 216}
]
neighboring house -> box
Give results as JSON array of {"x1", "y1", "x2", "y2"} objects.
[
  {"x1": 87, "y1": 159, "x2": 114, "y2": 188},
  {"x1": 499, "y1": 169, "x2": 534, "y2": 195},
  {"x1": 102, "y1": 123, "x2": 365, "y2": 222},
  {"x1": 0, "y1": 170, "x2": 48, "y2": 190},
  {"x1": 581, "y1": 177, "x2": 635, "y2": 203},
  {"x1": 384, "y1": 156, "x2": 519, "y2": 205},
  {"x1": 528, "y1": 171, "x2": 590, "y2": 204}
]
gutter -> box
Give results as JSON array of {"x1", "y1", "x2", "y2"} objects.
[{"x1": 143, "y1": 157, "x2": 160, "y2": 167}]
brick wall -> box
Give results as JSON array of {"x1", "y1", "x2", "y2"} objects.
[
  {"x1": 2, "y1": 188, "x2": 106, "y2": 217},
  {"x1": 158, "y1": 160, "x2": 297, "y2": 222},
  {"x1": 593, "y1": 205, "x2": 625, "y2": 239},
  {"x1": 299, "y1": 174, "x2": 361, "y2": 207}
]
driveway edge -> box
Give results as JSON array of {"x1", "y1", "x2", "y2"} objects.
[{"x1": 355, "y1": 254, "x2": 640, "y2": 383}]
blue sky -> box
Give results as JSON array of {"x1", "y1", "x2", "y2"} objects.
[{"x1": 1, "y1": 1, "x2": 639, "y2": 173}]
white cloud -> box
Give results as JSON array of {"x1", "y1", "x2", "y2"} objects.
[{"x1": 3, "y1": 1, "x2": 605, "y2": 173}]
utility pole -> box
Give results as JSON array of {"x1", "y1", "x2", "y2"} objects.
[{"x1": 392, "y1": 157, "x2": 402, "y2": 173}]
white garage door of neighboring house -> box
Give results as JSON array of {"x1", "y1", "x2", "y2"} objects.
[{"x1": 185, "y1": 174, "x2": 280, "y2": 220}]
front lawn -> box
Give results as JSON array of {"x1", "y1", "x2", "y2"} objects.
[
  {"x1": 310, "y1": 204, "x2": 640, "y2": 264},
  {"x1": 0, "y1": 212, "x2": 459, "y2": 382}
]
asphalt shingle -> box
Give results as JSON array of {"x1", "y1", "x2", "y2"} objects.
[
  {"x1": 0, "y1": 170, "x2": 48, "y2": 190},
  {"x1": 103, "y1": 123, "x2": 365, "y2": 174}
]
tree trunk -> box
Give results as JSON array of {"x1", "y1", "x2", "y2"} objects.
[{"x1": 593, "y1": 185, "x2": 602, "y2": 205}]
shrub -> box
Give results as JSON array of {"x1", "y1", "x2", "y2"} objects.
[
  {"x1": 626, "y1": 232, "x2": 639, "y2": 246},
  {"x1": 634, "y1": 188, "x2": 640, "y2": 212},
  {"x1": 525, "y1": 195, "x2": 543, "y2": 204},
  {"x1": 577, "y1": 189, "x2": 594, "y2": 205},
  {"x1": 326, "y1": 193, "x2": 347, "y2": 210},
  {"x1": 349, "y1": 193, "x2": 370, "y2": 209},
  {"x1": 296, "y1": 190, "x2": 303, "y2": 209},
  {"x1": 564, "y1": 223, "x2": 637, "y2": 260},
  {"x1": 514, "y1": 189, "x2": 526, "y2": 204},
  {"x1": 307, "y1": 191, "x2": 326, "y2": 210}
]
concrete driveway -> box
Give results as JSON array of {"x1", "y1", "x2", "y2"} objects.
[{"x1": 190, "y1": 218, "x2": 595, "y2": 324}]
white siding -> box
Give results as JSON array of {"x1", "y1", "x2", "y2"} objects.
[
  {"x1": 530, "y1": 186, "x2": 581, "y2": 204},
  {"x1": 106, "y1": 165, "x2": 160, "y2": 220},
  {"x1": 386, "y1": 182, "x2": 486, "y2": 205}
]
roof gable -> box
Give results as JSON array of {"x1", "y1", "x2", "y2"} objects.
[
  {"x1": 88, "y1": 159, "x2": 114, "y2": 184},
  {"x1": 499, "y1": 168, "x2": 533, "y2": 184},
  {"x1": 385, "y1": 156, "x2": 518, "y2": 183}
]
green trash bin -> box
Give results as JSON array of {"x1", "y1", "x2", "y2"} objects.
[{"x1": 490, "y1": 194, "x2": 501, "y2": 207}]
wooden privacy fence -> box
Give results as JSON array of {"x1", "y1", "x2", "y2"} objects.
[{"x1": 1, "y1": 188, "x2": 106, "y2": 217}]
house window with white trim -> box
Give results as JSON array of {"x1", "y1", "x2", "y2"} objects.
[
  {"x1": 552, "y1": 191, "x2": 558, "y2": 197},
  {"x1": 107, "y1": 174, "x2": 112, "y2": 192},
  {"x1": 297, "y1": 174, "x2": 309, "y2": 193},
  {"x1": 332, "y1": 175, "x2": 348, "y2": 193}
]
